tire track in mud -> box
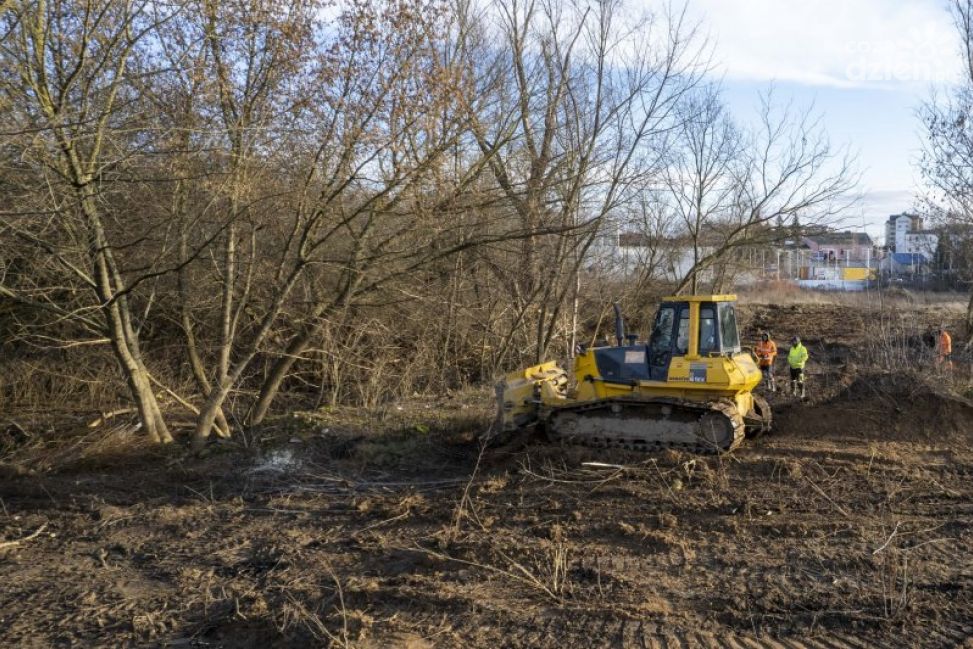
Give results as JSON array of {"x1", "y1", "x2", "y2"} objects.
[
  {"x1": 470, "y1": 613, "x2": 973, "y2": 649},
  {"x1": 909, "y1": 537, "x2": 967, "y2": 563}
]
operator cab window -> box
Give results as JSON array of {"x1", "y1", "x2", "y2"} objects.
[
  {"x1": 648, "y1": 303, "x2": 681, "y2": 380},
  {"x1": 649, "y1": 306, "x2": 675, "y2": 354},
  {"x1": 718, "y1": 302, "x2": 741, "y2": 352},
  {"x1": 698, "y1": 305, "x2": 717, "y2": 355},
  {"x1": 675, "y1": 305, "x2": 690, "y2": 355}
]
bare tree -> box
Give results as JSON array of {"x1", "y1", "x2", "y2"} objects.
[
  {"x1": 0, "y1": 0, "x2": 179, "y2": 442},
  {"x1": 186, "y1": 0, "x2": 526, "y2": 442},
  {"x1": 921, "y1": 0, "x2": 973, "y2": 340},
  {"x1": 661, "y1": 84, "x2": 740, "y2": 295},
  {"x1": 669, "y1": 91, "x2": 858, "y2": 294},
  {"x1": 459, "y1": 0, "x2": 706, "y2": 364},
  {"x1": 181, "y1": 0, "x2": 320, "y2": 438}
]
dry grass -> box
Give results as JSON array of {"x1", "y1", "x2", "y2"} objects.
[{"x1": 737, "y1": 284, "x2": 968, "y2": 311}]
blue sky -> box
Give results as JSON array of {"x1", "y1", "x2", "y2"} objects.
[{"x1": 682, "y1": 0, "x2": 961, "y2": 243}]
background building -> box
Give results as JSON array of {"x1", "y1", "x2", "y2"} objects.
[
  {"x1": 885, "y1": 213, "x2": 938, "y2": 258},
  {"x1": 802, "y1": 231, "x2": 873, "y2": 262}
]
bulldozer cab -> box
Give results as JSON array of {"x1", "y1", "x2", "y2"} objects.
[{"x1": 648, "y1": 295, "x2": 742, "y2": 380}]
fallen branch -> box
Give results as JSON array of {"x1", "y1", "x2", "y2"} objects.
[
  {"x1": 146, "y1": 373, "x2": 231, "y2": 439},
  {"x1": 521, "y1": 468, "x2": 595, "y2": 484},
  {"x1": 407, "y1": 544, "x2": 559, "y2": 601},
  {"x1": 0, "y1": 522, "x2": 48, "y2": 550},
  {"x1": 905, "y1": 537, "x2": 949, "y2": 551},
  {"x1": 872, "y1": 521, "x2": 901, "y2": 555},
  {"x1": 4, "y1": 420, "x2": 29, "y2": 439},
  {"x1": 804, "y1": 475, "x2": 851, "y2": 518},
  {"x1": 354, "y1": 510, "x2": 411, "y2": 535},
  {"x1": 450, "y1": 438, "x2": 489, "y2": 539},
  {"x1": 148, "y1": 376, "x2": 199, "y2": 415},
  {"x1": 87, "y1": 408, "x2": 137, "y2": 428}
]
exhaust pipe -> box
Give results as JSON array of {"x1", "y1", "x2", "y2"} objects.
[{"x1": 613, "y1": 302, "x2": 625, "y2": 347}]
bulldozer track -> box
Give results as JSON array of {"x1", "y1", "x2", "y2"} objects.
[
  {"x1": 455, "y1": 614, "x2": 973, "y2": 648},
  {"x1": 906, "y1": 538, "x2": 973, "y2": 575},
  {"x1": 545, "y1": 398, "x2": 746, "y2": 454},
  {"x1": 746, "y1": 393, "x2": 773, "y2": 438}
]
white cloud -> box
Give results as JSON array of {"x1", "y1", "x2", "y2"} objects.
[
  {"x1": 683, "y1": 0, "x2": 961, "y2": 89},
  {"x1": 858, "y1": 189, "x2": 919, "y2": 241}
]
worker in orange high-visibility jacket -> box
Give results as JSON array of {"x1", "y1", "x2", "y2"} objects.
[
  {"x1": 937, "y1": 327, "x2": 953, "y2": 370},
  {"x1": 754, "y1": 332, "x2": 778, "y2": 393}
]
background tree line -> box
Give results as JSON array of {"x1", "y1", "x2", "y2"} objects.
[{"x1": 0, "y1": 0, "x2": 854, "y2": 446}]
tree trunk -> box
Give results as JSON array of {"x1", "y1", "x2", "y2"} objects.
[
  {"x1": 691, "y1": 243, "x2": 699, "y2": 296},
  {"x1": 247, "y1": 330, "x2": 315, "y2": 426},
  {"x1": 179, "y1": 234, "x2": 231, "y2": 438},
  {"x1": 193, "y1": 383, "x2": 230, "y2": 451},
  {"x1": 966, "y1": 289, "x2": 973, "y2": 346},
  {"x1": 130, "y1": 368, "x2": 170, "y2": 444},
  {"x1": 248, "y1": 295, "x2": 345, "y2": 426},
  {"x1": 83, "y1": 191, "x2": 173, "y2": 444},
  {"x1": 99, "y1": 304, "x2": 172, "y2": 444},
  {"x1": 191, "y1": 263, "x2": 307, "y2": 450},
  {"x1": 105, "y1": 317, "x2": 173, "y2": 445}
]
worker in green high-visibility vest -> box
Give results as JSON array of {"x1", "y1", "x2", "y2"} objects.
[{"x1": 787, "y1": 336, "x2": 809, "y2": 399}]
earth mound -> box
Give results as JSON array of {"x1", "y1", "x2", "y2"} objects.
[{"x1": 774, "y1": 372, "x2": 973, "y2": 444}]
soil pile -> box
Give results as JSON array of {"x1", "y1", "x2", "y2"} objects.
[
  {"x1": 774, "y1": 372, "x2": 973, "y2": 444},
  {"x1": 739, "y1": 303, "x2": 869, "y2": 346},
  {"x1": 837, "y1": 374, "x2": 973, "y2": 438}
]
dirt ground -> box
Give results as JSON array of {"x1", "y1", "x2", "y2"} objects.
[{"x1": 2, "y1": 299, "x2": 973, "y2": 648}]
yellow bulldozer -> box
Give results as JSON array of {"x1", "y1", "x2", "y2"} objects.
[{"x1": 496, "y1": 295, "x2": 771, "y2": 453}]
